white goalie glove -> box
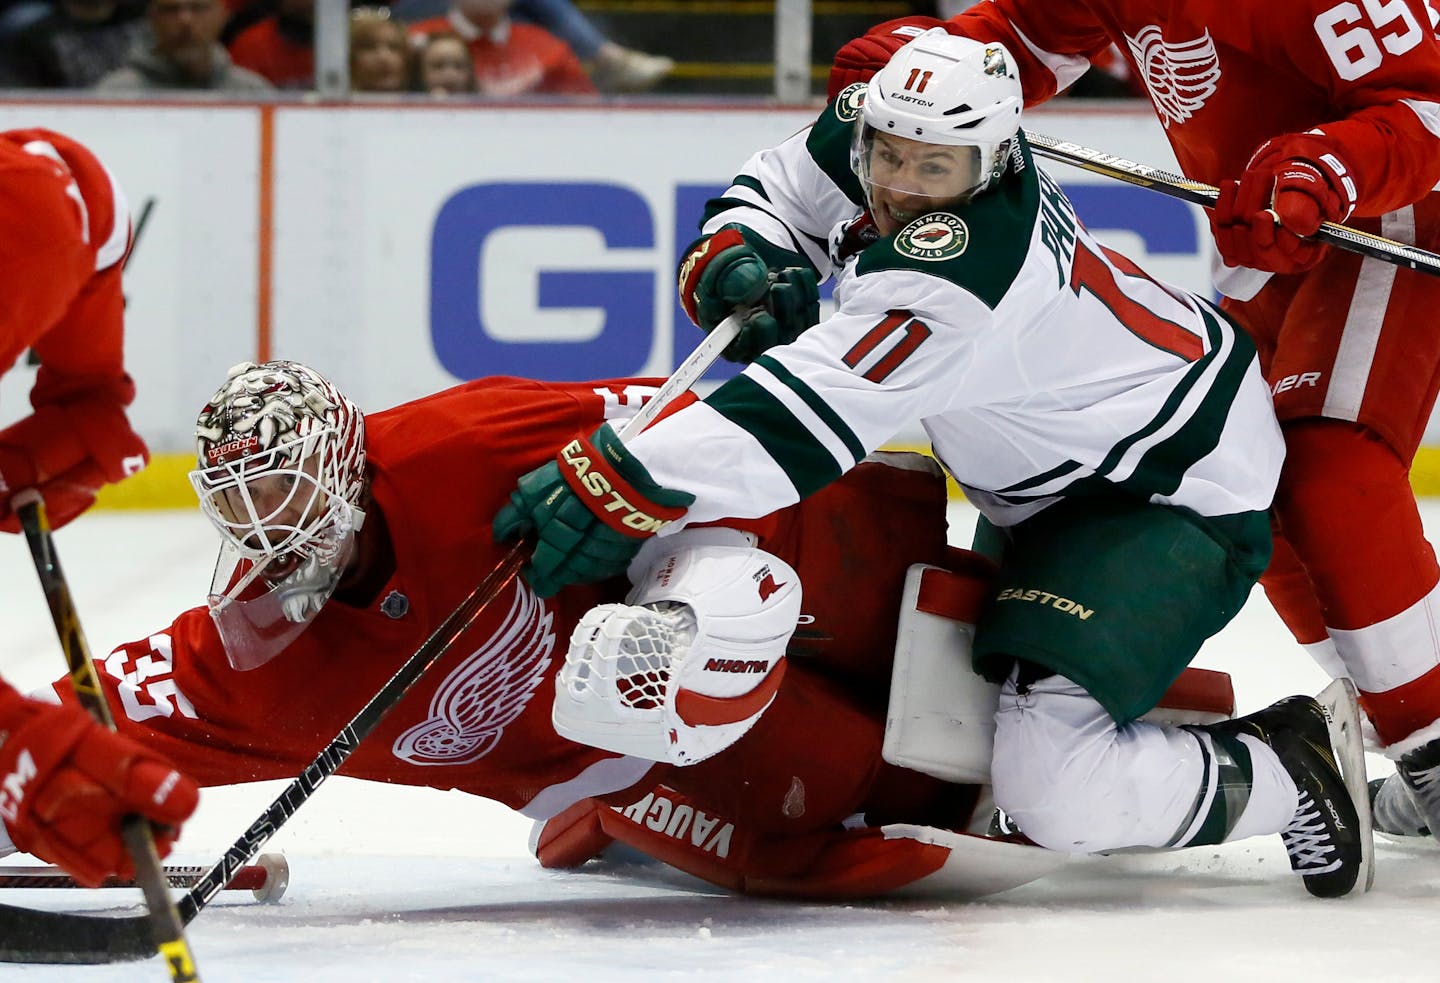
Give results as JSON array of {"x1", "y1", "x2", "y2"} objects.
[{"x1": 554, "y1": 534, "x2": 801, "y2": 766}]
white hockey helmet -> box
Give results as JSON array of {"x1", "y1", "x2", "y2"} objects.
[
  {"x1": 851, "y1": 29, "x2": 1023, "y2": 207},
  {"x1": 189, "y1": 360, "x2": 368, "y2": 668}
]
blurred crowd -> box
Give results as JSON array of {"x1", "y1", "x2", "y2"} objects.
[
  {"x1": 0, "y1": 0, "x2": 676, "y2": 96},
  {"x1": 0, "y1": 0, "x2": 1141, "y2": 99}
]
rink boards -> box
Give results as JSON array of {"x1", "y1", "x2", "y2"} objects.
[{"x1": 1, "y1": 97, "x2": 1435, "y2": 503}]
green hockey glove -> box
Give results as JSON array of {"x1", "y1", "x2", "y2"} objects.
[
  {"x1": 678, "y1": 228, "x2": 821, "y2": 363},
  {"x1": 492, "y1": 424, "x2": 695, "y2": 598}
]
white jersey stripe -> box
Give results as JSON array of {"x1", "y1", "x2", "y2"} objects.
[
  {"x1": 95, "y1": 158, "x2": 131, "y2": 272},
  {"x1": 1108, "y1": 310, "x2": 1232, "y2": 485},
  {"x1": 748, "y1": 361, "x2": 857, "y2": 473},
  {"x1": 1008, "y1": 20, "x2": 1092, "y2": 93},
  {"x1": 1322, "y1": 207, "x2": 1411, "y2": 421},
  {"x1": 1330, "y1": 577, "x2": 1440, "y2": 693}
]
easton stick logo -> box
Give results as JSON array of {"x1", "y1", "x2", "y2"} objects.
[{"x1": 896, "y1": 213, "x2": 969, "y2": 261}]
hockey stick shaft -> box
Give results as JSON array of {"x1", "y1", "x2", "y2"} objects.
[
  {"x1": 0, "y1": 863, "x2": 267, "y2": 893},
  {"x1": 1023, "y1": 130, "x2": 1440, "y2": 278},
  {"x1": 16, "y1": 492, "x2": 202, "y2": 982},
  {"x1": 0, "y1": 315, "x2": 743, "y2": 966}
]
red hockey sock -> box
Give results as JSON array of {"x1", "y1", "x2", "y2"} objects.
[
  {"x1": 1273, "y1": 420, "x2": 1438, "y2": 630},
  {"x1": 1363, "y1": 665, "x2": 1440, "y2": 747},
  {"x1": 1259, "y1": 528, "x2": 1328, "y2": 644}
]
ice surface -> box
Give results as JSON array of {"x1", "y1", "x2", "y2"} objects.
[{"x1": 1, "y1": 506, "x2": 1436, "y2": 982}]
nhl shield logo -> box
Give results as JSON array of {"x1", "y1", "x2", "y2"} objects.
[
  {"x1": 896, "y1": 214, "x2": 969, "y2": 261},
  {"x1": 835, "y1": 82, "x2": 866, "y2": 121}
]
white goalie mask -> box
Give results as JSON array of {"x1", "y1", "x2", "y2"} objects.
[
  {"x1": 850, "y1": 30, "x2": 1023, "y2": 212},
  {"x1": 188, "y1": 360, "x2": 367, "y2": 670}
]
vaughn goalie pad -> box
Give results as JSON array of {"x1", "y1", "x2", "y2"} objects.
[
  {"x1": 531, "y1": 791, "x2": 1068, "y2": 900},
  {"x1": 883, "y1": 560, "x2": 1237, "y2": 784},
  {"x1": 883, "y1": 560, "x2": 998, "y2": 784}
]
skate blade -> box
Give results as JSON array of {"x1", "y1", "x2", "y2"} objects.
[{"x1": 1317, "y1": 677, "x2": 1376, "y2": 893}]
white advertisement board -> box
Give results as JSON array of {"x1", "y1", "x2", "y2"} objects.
[
  {"x1": 9, "y1": 99, "x2": 1415, "y2": 463},
  {"x1": 0, "y1": 102, "x2": 260, "y2": 452}
]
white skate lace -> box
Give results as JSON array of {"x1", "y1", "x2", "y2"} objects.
[
  {"x1": 1281, "y1": 791, "x2": 1342, "y2": 875},
  {"x1": 1409, "y1": 761, "x2": 1440, "y2": 793}
]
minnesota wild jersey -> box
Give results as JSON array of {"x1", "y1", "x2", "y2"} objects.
[{"x1": 631, "y1": 96, "x2": 1284, "y2": 530}]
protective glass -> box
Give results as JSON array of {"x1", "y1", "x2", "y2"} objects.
[{"x1": 853, "y1": 124, "x2": 988, "y2": 207}]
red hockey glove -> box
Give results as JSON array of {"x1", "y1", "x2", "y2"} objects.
[
  {"x1": 828, "y1": 16, "x2": 951, "y2": 100},
  {"x1": 1213, "y1": 134, "x2": 1357, "y2": 275},
  {"x1": 0, "y1": 685, "x2": 199, "y2": 888},
  {"x1": 0, "y1": 396, "x2": 149, "y2": 533}
]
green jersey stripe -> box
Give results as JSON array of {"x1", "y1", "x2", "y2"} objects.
[
  {"x1": 705, "y1": 374, "x2": 845, "y2": 498},
  {"x1": 754, "y1": 355, "x2": 869, "y2": 464},
  {"x1": 997, "y1": 459, "x2": 1083, "y2": 495},
  {"x1": 1119, "y1": 306, "x2": 1258, "y2": 498},
  {"x1": 1093, "y1": 306, "x2": 1228, "y2": 484}
]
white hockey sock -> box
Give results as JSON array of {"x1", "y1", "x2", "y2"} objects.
[{"x1": 1224, "y1": 733, "x2": 1300, "y2": 841}]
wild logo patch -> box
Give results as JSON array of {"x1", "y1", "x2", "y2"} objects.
[
  {"x1": 896, "y1": 214, "x2": 969, "y2": 261},
  {"x1": 835, "y1": 82, "x2": 867, "y2": 121}
]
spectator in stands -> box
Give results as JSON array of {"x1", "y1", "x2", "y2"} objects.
[
  {"x1": 348, "y1": 5, "x2": 407, "y2": 92},
  {"x1": 394, "y1": 0, "x2": 670, "y2": 92},
  {"x1": 414, "y1": 29, "x2": 475, "y2": 96},
  {"x1": 95, "y1": 0, "x2": 272, "y2": 90},
  {"x1": 226, "y1": 0, "x2": 311, "y2": 87},
  {"x1": 0, "y1": 0, "x2": 146, "y2": 86},
  {"x1": 406, "y1": 0, "x2": 594, "y2": 97},
  {"x1": 0, "y1": 0, "x2": 54, "y2": 42}
]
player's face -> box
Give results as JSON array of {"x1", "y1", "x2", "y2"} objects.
[
  {"x1": 866, "y1": 133, "x2": 980, "y2": 235},
  {"x1": 211, "y1": 452, "x2": 329, "y2": 567}
]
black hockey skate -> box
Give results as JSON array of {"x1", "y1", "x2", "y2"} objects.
[{"x1": 1211, "y1": 683, "x2": 1372, "y2": 898}]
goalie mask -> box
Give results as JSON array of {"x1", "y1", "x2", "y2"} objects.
[
  {"x1": 850, "y1": 30, "x2": 1022, "y2": 228},
  {"x1": 189, "y1": 360, "x2": 367, "y2": 670}
]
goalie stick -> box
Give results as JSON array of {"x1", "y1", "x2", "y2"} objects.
[
  {"x1": 1023, "y1": 130, "x2": 1440, "y2": 279},
  {"x1": 0, "y1": 315, "x2": 743, "y2": 966},
  {"x1": 15, "y1": 492, "x2": 202, "y2": 981},
  {"x1": 0, "y1": 854, "x2": 289, "y2": 902}
]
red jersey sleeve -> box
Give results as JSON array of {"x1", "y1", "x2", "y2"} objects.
[
  {"x1": 1273, "y1": 1, "x2": 1440, "y2": 217},
  {"x1": 0, "y1": 130, "x2": 131, "y2": 404},
  {"x1": 944, "y1": 2, "x2": 1114, "y2": 105}
]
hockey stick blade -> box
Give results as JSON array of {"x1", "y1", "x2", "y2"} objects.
[
  {"x1": 1023, "y1": 130, "x2": 1440, "y2": 278},
  {"x1": 0, "y1": 320, "x2": 740, "y2": 964}
]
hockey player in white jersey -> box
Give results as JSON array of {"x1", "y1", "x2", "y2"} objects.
[{"x1": 496, "y1": 31, "x2": 1374, "y2": 897}]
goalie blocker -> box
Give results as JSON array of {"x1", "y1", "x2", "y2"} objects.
[{"x1": 540, "y1": 544, "x2": 1235, "y2": 898}]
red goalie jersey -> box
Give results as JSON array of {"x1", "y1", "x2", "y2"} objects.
[{"x1": 50, "y1": 376, "x2": 990, "y2": 896}]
